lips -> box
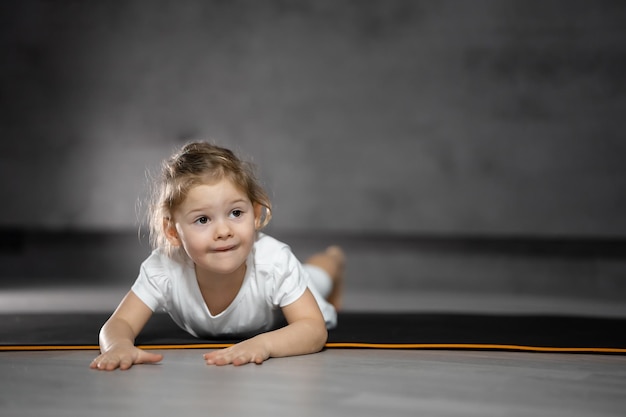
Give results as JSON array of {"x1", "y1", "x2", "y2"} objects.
[{"x1": 213, "y1": 245, "x2": 236, "y2": 252}]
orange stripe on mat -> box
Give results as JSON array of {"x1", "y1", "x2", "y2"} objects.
[
  {"x1": 1, "y1": 343, "x2": 625, "y2": 354},
  {"x1": 324, "y1": 343, "x2": 626, "y2": 353}
]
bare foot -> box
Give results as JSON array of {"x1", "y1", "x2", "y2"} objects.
[{"x1": 306, "y1": 246, "x2": 345, "y2": 310}]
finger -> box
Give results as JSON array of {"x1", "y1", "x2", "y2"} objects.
[
  {"x1": 94, "y1": 359, "x2": 117, "y2": 371},
  {"x1": 232, "y1": 355, "x2": 251, "y2": 366},
  {"x1": 238, "y1": 351, "x2": 267, "y2": 366},
  {"x1": 104, "y1": 358, "x2": 122, "y2": 371},
  {"x1": 214, "y1": 354, "x2": 234, "y2": 366},
  {"x1": 203, "y1": 352, "x2": 217, "y2": 365},
  {"x1": 90, "y1": 354, "x2": 110, "y2": 370},
  {"x1": 91, "y1": 357, "x2": 108, "y2": 370},
  {"x1": 137, "y1": 351, "x2": 163, "y2": 365},
  {"x1": 204, "y1": 349, "x2": 231, "y2": 365},
  {"x1": 211, "y1": 352, "x2": 238, "y2": 366},
  {"x1": 118, "y1": 357, "x2": 134, "y2": 370}
]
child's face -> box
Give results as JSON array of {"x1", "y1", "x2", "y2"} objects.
[{"x1": 167, "y1": 178, "x2": 260, "y2": 279}]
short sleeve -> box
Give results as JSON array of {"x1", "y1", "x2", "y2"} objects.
[
  {"x1": 131, "y1": 251, "x2": 171, "y2": 312},
  {"x1": 271, "y1": 247, "x2": 308, "y2": 308}
]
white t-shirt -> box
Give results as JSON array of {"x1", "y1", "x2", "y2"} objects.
[{"x1": 131, "y1": 233, "x2": 337, "y2": 339}]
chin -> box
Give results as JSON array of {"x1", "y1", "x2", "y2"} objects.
[{"x1": 206, "y1": 260, "x2": 247, "y2": 276}]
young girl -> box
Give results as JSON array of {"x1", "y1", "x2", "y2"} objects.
[{"x1": 90, "y1": 142, "x2": 344, "y2": 370}]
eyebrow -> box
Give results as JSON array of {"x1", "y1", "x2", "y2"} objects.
[
  {"x1": 183, "y1": 198, "x2": 250, "y2": 216},
  {"x1": 228, "y1": 198, "x2": 249, "y2": 206}
]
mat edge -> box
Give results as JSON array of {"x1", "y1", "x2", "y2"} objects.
[{"x1": 1, "y1": 343, "x2": 625, "y2": 354}]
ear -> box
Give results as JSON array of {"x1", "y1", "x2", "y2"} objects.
[
  {"x1": 163, "y1": 218, "x2": 181, "y2": 247},
  {"x1": 253, "y1": 203, "x2": 263, "y2": 230}
]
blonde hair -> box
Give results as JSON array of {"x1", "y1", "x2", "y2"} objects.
[{"x1": 148, "y1": 141, "x2": 272, "y2": 257}]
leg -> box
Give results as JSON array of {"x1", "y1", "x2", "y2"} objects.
[{"x1": 305, "y1": 246, "x2": 345, "y2": 310}]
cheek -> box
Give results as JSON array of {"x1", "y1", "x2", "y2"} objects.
[
  {"x1": 246, "y1": 217, "x2": 258, "y2": 234},
  {"x1": 175, "y1": 226, "x2": 199, "y2": 248}
]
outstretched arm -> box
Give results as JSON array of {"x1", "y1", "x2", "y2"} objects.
[
  {"x1": 203, "y1": 288, "x2": 328, "y2": 366},
  {"x1": 90, "y1": 291, "x2": 163, "y2": 371}
]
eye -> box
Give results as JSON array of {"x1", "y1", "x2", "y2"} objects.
[
  {"x1": 231, "y1": 209, "x2": 243, "y2": 218},
  {"x1": 195, "y1": 216, "x2": 209, "y2": 224}
]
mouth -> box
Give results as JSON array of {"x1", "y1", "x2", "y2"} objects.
[{"x1": 213, "y1": 245, "x2": 237, "y2": 253}]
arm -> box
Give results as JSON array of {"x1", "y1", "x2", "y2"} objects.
[
  {"x1": 203, "y1": 288, "x2": 328, "y2": 366},
  {"x1": 90, "y1": 291, "x2": 163, "y2": 371}
]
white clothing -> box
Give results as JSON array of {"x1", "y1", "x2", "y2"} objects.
[
  {"x1": 131, "y1": 233, "x2": 337, "y2": 339},
  {"x1": 305, "y1": 264, "x2": 333, "y2": 299}
]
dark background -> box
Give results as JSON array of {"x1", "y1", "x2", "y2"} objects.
[{"x1": 1, "y1": 0, "x2": 625, "y2": 300}]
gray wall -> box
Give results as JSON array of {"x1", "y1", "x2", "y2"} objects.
[
  {"x1": 3, "y1": 0, "x2": 625, "y2": 237},
  {"x1": 2, "y1": 1, "x2": 626, "y2": 299}
]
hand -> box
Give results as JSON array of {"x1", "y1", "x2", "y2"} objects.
[
  {"x1": 90, "y1": 344, "x2": 163, "y2": 371},
  {"x1": 203, "y1": 336, "x2": 270, "y2": 366}
]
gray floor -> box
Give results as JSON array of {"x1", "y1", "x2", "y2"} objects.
[
  {"x1": 3, "y1": 348, "x2": 626, "y2": 417},
  {"x1": 1, "y1": 288, "x2": 626, "y2": 417}
]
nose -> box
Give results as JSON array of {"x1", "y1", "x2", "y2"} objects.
[{"x1": 213, "y1": 219, "x2": 233, "y2": 240}]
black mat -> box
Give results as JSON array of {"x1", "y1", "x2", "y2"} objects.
[{"x1": 1, "y1": 312, "x2": 625, "y2": 354}]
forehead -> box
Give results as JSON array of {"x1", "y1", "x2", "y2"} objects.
[{"x1": 183, "y1": 178, "x2": 249, "y2": 204}]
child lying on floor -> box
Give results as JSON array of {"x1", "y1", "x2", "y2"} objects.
[{"x1": 90, "y1": 141, "x2": 344, "y2": 370}]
